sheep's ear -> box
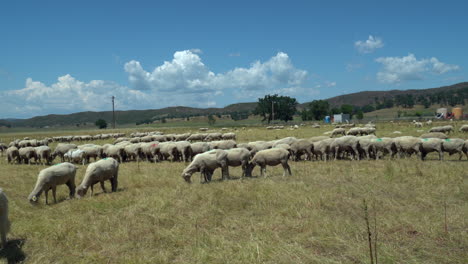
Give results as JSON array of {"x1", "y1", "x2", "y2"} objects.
[{"x1": 32, "y1": 196, "x2": 38, "y2": 202}]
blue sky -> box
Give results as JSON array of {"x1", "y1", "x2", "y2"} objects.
[{"x1": 1, "y1": 0, "x2": 467, "y2": 118}]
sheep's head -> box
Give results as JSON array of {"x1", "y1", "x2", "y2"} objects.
[
  {"x1": 181, "y1": 172, "x2": 192, "y2": 183},
  {"x1": 76, "y1": 186, "x2": 87, "y2": 198},
  {"x1": 29, "y1": 195, "x2": 39, "y2": 204}
]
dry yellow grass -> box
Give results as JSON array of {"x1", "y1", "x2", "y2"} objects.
[{"x1": 0, "y1": 122, "x2": 467, "y2": 263}]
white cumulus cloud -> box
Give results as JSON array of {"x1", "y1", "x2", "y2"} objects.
[
  {"x1": 355, "y1": 35, "x2": 384, "y2": 54},
  {"x1": 124, "y1": 50, "x2": 310, "y2": 99},
  {"x1": 1, "y1": 50, "x2": 312, "y2": 118},
  {"x1": 375, "y1": 54, "x2": 460, "y2": 83}
]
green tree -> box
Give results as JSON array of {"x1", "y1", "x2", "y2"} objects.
[
  {"x1": 362, "y1": 105, "x2": 375, "y2": 113},
  {"x1": 340, "y1": 104, "x2": 354, "y2": 115},
  {"x1": 95, "y1": 119, "x2": 107, "y2": 129},
  {"x1": 330, "y1": 107, "x2": 341, "y2": 115},
  {"x1": 208, "y1": 115, "x2": 216, "y2": 126},
  {"x1": 301, "y1": 100, "x2": 329, "y2": 121},
  {"x1": 254, "y1": 94, "x2": 298, "y2": 123},
  {"x1": 356, "y1": 110, "x2": 364, "y2": 120}
]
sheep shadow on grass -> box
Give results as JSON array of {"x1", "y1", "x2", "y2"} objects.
[{"x1": 0, "y1": 239, "x2": 26, "y2": 264}]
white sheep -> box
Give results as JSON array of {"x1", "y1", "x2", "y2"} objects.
[
  {"x1": 28, "y1": 162, "x2": 77, "y2": 204},
  {"x1": 225, "y1": 148, "x2": 251, "y2": 178},
  {"x1": 249, "y1": 148, "x2": 291, "y2": 177},
  {"x1": 181, "y1": 149, "x2": 229, "y2": 183},
  {"x1": 76, "y1": 158, "x2": 119, "y2": 197},
  {"x1": 0, "y1": 189, "x2": 10, "y2": 248}
]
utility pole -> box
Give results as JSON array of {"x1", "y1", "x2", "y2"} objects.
[
  {"x1": 271, "y1": 101, "x2": 275, "y2": 123},
  {"x1": 111, "y1": 96, "x2": 116, "y2": 129}
]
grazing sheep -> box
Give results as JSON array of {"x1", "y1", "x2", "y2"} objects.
[
  {"x1": 81, "y1": 146, "x2": 104, "y2": 164},
  {"x1": 357, "y1": 135, "x2": 378, "y2": 160},
  {"x1": 187, "y1": 133, "x2": 207, "y2": 142},
  {"x1": 247, "y1": 141, "x2": 272, "y2": 156},
  {"x1": 225, "y1": 148, "x2": 251, "y2": 178},
  {"x1": 372, "y1": 137, "x2": 397, "y2": 159},
  {"x1": 429, "y1": 125, "x2": 453, "y2": 134},
  {"x1": 330, "y1": 136, "x2": 360, "y2": 160},
  {"x1": 222, "y1": 132, "x2": 236, "y2": 140},
  {"x1": 124, "y1": 143, "x2": 143, "y2": 162},
  {"x1": 426, "y1": 120, "x2": 432, "y2": 126},
  {"x1": 175, "y1": 133, "x2": 191, "y2": 141},
  {"x1": 175, "y1": 141, "x2": 193, "y2": 162},
  {"x1": 272, "y1": 137, "x2": 298, "y2": 147},
  {"x1": 309, "y1": 136, "x2": 330, "y2": 142},
  {"x1": 346, "y1": 127, "x2": 361, "y2": 136},
  {"x1": 413, "y1": 121, "x2": 423, "y2": 128},
  {"x1": 34, "y1": 146, "x2": 52, "y2": 165},
  {"x1": 290, "y1": 139, "x2": 313, "y2": 161},
  {"x1": 104, "y1": 145, "x2": 125, "y2": 163},
  {"x1": 459, "y1": 124, "x2": 468, "y2": 133},
  {"x1": 64, "y1": 149, "x2": 85, "y2": 164},
  {"x1": 330, "y1": 128, "x2": 346, "y2": 137},
  {"x1": 159, "y1": 142, "x2": 180, "y2": 161},
  {"x1": 204, "y1": 133, "x2": 223, "y2": 141},
  {"x1": 190, "y1": 142, "x2": 210, "y2": 158},
  {"x1": 76, "y1": 158, "x2": 119, "y2": 197},
  {"x1": 209, "y1": 140, "x2": 237, "y2": 150},
  {"x1": 313, "y1": 138, "x2": 335, "y2": 161},
  {"x1": 394, "y1": 136, "x2": 422, "y2": 158},
  {"x1": 140, "y1": 142, "x2": 161, "y2": 162},
  {"x1": 420, "y1": 132, "x2": 448, "y2": 139},
  {"x1": 0, "y1": 189, "x2": 10, "y2": 248},
  {"x1": 181, "y1": 149, "x2": 229, "y2": 183},
  {"x1": 52, "y1": 143, "x2": 77, "y2": 162},
  {"x1": 249, "y1": 148, "x2": 291, "y2": 177},
  {"x1": 420, "y1": 138, "x2": 443, "y2": 160},
  {"x1": 441, "y1": 138, "x2": 466, "y2": 160},
  {"x1": 19, "y1": 147, "x2": 38, "y2": 164},
  {"x1": 6, "y1": 147, "x2": 19, "y2": 164},
  {"x1": 28, "y1": 162, "x2": 77, "y2": 204}
]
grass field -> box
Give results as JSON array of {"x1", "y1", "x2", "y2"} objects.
[{"x1": 0, "y1": 122, "x2": 467, "y2": 263}]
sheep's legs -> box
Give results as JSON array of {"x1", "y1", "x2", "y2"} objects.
[
  {"x1": 52, "y1": 186, "x2": 57, "y2": 203},
  {"x1": 66, "y1": 181, "x2": 75, "y2": 198},
  {"x1": 281, "y1": 162, "x2": 292, "y2": 176},
  {"x1": 100, "y1": 181, "x2": 107, "y2": 193},
  {"x1": 260, "y1": 166, "x2": 267, "y2": 177},
  {"x1": 1, "y1": 231, "x2": 6, "y2": 249},
  {"x1": 45, "y1": 189, "x2": 49, "y2": 205}
]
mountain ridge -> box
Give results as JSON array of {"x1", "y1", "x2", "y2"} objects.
[{"x1": 1, "y1": 82, "x2": 466, "y2": 127}]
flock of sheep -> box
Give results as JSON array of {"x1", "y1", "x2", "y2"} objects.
[{"x1": 0, "y1": 122, "x2": 468, "y2": 248}]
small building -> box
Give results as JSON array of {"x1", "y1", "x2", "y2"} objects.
[{"x1": 333, "y1": 114, "x2": 350, "y2": 123}]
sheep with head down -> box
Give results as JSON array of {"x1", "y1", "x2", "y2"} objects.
[
  {"x1": 76, "y1": 158, "x2": 119, "y2": 197},
  {"x1": 442, "y1": 138, "x2": 466, "y2": 160},
  {"x1": 394, "y1": 136, "x2": 422, "y2": 158},
  {"x1": 312, "y1": 138, "x2": 335, "y2": 161},
  {"x1": 419, "y1": 138, "x2": 443, "y2": 160},
  {"x1": 28, "y1": 162, "x2": 77, "y2": 204},
  {"x1": 181, "y1": 149, "x2": 229, "y2": 183},
  {"x1": 6, "y1": 147, "x2": 19, "y2": 164},
  {"x1": 289, "y1": 139, "x2": 313, "y2": 161}
]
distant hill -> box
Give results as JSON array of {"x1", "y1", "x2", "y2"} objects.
[
  {"x1": 1, "y1": 82, "x2": 466, "y2": 128},
  {"x1": 0, "y1": 103, "x2": 258, "y2": 128},
  {"x1": 322, "y1": 82, "x2": 468, "y2": 107}
]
